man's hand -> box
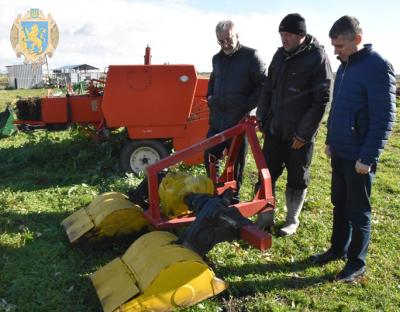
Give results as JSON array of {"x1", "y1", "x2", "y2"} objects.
[
  {"x1": 325, "y1": 145, "x2": 331, "y2": 158},
  {"x1": 291, "y1": 136, "x2": 305, "y2": 149},
  {"x1": 355, "y1": 159, "x2": 371, "y2": 174}
]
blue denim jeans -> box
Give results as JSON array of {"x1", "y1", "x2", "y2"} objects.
[{"x1": 330, "y1": 156, "x2": 376, "y2": 269}]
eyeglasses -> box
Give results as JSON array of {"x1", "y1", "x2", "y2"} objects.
[{"x1": 217, "y1": 34, "x2": 236, "y2": 45}]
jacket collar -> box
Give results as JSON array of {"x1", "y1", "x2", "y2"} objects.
[
  {"x1": 280, "y1": 34, "x2": 318, "y2": 60},
  {"x1": 339, "y1": 44, "x2": 372, "y2": 64},
  {"x1": 219, "y1": 42, "x2": 242, "y2": 57}
]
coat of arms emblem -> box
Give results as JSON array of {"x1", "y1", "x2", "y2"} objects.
[{"x1": 10, "y1": 8, "x2": 59, "y2": 64}]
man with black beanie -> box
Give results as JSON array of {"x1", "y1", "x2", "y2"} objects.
[{"x1": 256, "y1": 13, "x2": 333, "y2": 236}]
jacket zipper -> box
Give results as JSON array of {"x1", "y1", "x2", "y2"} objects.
[{"x1": 329, "y1": 61, "x2": 348, "y2": 139}]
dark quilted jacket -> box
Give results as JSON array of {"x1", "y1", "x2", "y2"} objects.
[
  {"x1": 256, "y1": 35, "x2": 332, "y2": 142},
  {"x1": 326, "y1": 44, "x2": 397, "y2": 165},
  {"x1": 207, "y1": 44, "x2": 266, "y2": 131}
]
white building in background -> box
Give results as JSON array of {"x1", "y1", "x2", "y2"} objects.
[
  {"x1": 6, "y1": 64, "x2": 44, "y2": 89},
  {"x1": 5, "y1": 63, "x2": 103, "y2": 89},
  {"x1": 51, "y1": 64, "x2": 102, "y2": 87}
]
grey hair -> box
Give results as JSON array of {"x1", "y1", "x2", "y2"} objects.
[
  {"x1": 215, "y1": 20, "x2": 235, "y2": 33},
  {"x1": 329, "y1": 15, "x2": 363, "y2": 40}
]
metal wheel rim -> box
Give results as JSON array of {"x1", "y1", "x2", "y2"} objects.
[{"x1": 129, "y1": 146, "x2": 161, "y2": 174}]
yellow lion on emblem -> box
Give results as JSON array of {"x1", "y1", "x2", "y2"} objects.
[{"x1": 23, "y1": 24, "x2": 45, "y2": 54}]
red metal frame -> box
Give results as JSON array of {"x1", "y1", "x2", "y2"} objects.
[{"x1": 143, "y1": 117, "x2": 275, "y2": 250}]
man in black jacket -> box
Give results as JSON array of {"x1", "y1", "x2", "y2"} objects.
[
  {"x1": 205, "y1": 20, "x2": 266, "y2": 202},
  {"x1": 256, "y1": 13, "x2": 332, "y2": 235}
]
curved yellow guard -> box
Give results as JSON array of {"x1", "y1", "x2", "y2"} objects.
[
  {"x1": 159, "y1": 173, "x2": 214, "y2": 217},
  {"x1": 61, "y1": 192, "x2": 150, "y2": 244},
  {"x1": 91, "y1": 231, "x2": 227, "y2": 312}
]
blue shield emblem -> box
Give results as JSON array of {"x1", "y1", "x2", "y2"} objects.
[
  {"x1": 20, "y1": 21, "x2": 48, "y2": 55},
  {"x1": 11, "y1": 8, "x2": 59, "y2": 64}
]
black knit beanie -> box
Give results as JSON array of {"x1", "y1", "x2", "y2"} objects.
[{"x1": 279, "y1": 13, "x2": 307, "y2": 35}]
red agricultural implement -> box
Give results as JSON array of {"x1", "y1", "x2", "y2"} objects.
[
  {"x1": 5, "y1": 47, "x2": 209, "y2": 175},
  {"x1": 62, "y1": 117, "x2": 275, "y2": 312}
]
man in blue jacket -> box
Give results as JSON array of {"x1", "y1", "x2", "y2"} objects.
[
  {"x1": 205, "y1": 20, "x2": 266, "y2": 203},
  {"x1": 310, "y1": 16, "x2": 397, "y2": 282}
]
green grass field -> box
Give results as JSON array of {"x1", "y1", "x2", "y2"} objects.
[
  {"x1": 0, "y1": 90, "x2": 399, "y2": 311},
  {"x1": 0, "y1": 89, "x2": 48, "y2": 111}
]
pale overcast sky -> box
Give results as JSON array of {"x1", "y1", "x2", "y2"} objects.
[{"x1": 0, "y1": 0, "x2": 398, "y2": 73}]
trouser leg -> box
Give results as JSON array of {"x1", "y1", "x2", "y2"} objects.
[
  {"x1": 204, "y1": 127, "x2": 227, "y2": 177},
  {"x1": 233, "y1": 136, "x2": 248, "y2": 195},
  {"x1": 286, "y1": 141, "x2": 314, "y2": 190},
  {"x1": 330, "y1": 156, "x2": 351, "y2": 255},
  {"x1": 204, "y1": 128, "x2": 247, "y2": 203},
  {"x1": 255, "y1": 135, "x2": 285, "y2": 230},
  {"x1": 343, "y1": 159, "x2": 375, "y2": 269}
]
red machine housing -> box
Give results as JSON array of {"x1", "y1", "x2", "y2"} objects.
[
  {"x1": 101, "y1": 64, "x2": 209, "y2": 165},
  {"x1": 14, "y1": 47, "x2": 210, "y2": 172}
]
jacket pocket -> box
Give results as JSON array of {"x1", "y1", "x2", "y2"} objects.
[
  {"x1": 287, "y1": 71, "x2": 308, "y2": 94},
  {"x1": 351, "y1": 108, "x2": 368, "y2": 141},
  {"x1": 224, "y1": 94, "x2": 246, "y2": 113}
]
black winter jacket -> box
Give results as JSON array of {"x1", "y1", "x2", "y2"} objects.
[
  {"x1": 208, "y1": 44, "x2": 266, "y2": 131},
  {"x1": 256, "y1": 35, "x2": 332, "y2": 142}
]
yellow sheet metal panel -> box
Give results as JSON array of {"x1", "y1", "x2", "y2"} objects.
[
  {"x1": 120, "y1": 231, "x2": 178, "y2": 284},
  {"x1": 91, "y1": 198, "x2": 134, "y2": 225},
  {"x1": 159, "y1": 173, "x2": 214, "y2": 217},
  {"x1": 90, "y1": 257, "x2": 140, "y2": 312},
  {"x1": 61, "y1": 192, "x2": 150, "y2": 244},
  {"x1": 172, "y1": 284, "x2": 196, "y2": 307},
  {"x1": 90, "y1": 231, "x2": 228, "y2": 312},
  {"x1": 121, "y1": 232, "x2": 203, "y2": 287},
  {"x1": 94, "y1": 206, "x2": 150, "y2": 238},
  {"x1": 61, "y1": 192, "x2": 127, "y2": 243},
  {"x1": 61, "y1": 207, "x2": 94, "y2": 243},
  {"x1": 86, "y1": 192, "x2": 128, "y2": 214},
  {"x1": 124, "y1": 231, "x2": 177, "y2": 248},
  {"x1": 92, "y1": 198, "x2": 137, "y2": 226},
  {"x1": 210, "y1": 276, "x2": 227, "y2": 296},
  {"x1": 125, "y1": 243, "x2": 204, "y2": 291},
  {"x1": 118, "y1": 260, "x2": 228, "y2": 311}
]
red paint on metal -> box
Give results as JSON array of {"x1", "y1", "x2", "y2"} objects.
[
  {"x1": 143, "y1": 117, "x2": 275, "y2": 251},
  {"x1": 144, "y1": 45, "x2": 151, "y2": 65},
  {"x1": 240, "y1": 225, "x2": 272, "y2": 251}
]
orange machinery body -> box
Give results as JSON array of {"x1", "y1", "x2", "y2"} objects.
[
  {"x1": 40, "y1": 95, "x2": 103, "y2": 125},
  {"x1": 102, "y1": 64, "x2": 209, "y2": 164},
  {"x1": 20, "y1": 64, "x2": 209, "y2": 164}
]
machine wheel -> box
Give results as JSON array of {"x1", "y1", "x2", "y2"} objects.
[{"x1": 120, "y1": 139, "x2": 169, "y2": 176}]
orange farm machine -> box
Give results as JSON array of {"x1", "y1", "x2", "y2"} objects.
[{"x1": 3, "y1": 47, "x2": 209, "y2": 175}]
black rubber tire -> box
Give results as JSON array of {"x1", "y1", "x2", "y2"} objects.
[{"x1": 120, "y1": 139, "x2": 169, "y2": 176}]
